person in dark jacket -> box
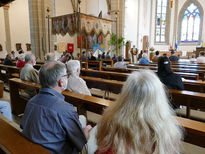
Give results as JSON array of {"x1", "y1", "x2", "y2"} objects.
[
  {"x1": 3, "y1": 53, "x2": 15, "y2": 66},
  {"x1": 157, "y1": 56, "x2": 184, "y2": 108}
]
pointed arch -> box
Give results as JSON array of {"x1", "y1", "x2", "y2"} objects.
[{"x1": 178, "y1": 0, "x2": 204, "y2": 45}]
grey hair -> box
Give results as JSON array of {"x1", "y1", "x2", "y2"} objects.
[
  {"x1": 66, "y1": 60, "x2": 80, "y2": 76},
  {"x1": 25, "y1": 53, "x2": 35, "y2": 63},
  {"x1": 39, "y1": 61, "x2": 66, "y2": 88},
  {"x1": 97, "y1": 70, "x2": 183, "y2": 154},
  {"x1": 142, "y1": 53, "x2": 147, "y2": 58},
  {"x1": 46, "y1": 52, "x2": 55, "y2": 62}
]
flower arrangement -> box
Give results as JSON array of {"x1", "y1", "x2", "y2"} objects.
[{"x1": 130, "y1": 48, "x2": 138, "y2": 55}]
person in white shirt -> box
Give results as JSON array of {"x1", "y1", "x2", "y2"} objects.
[
  {"x1": 114, "y1": 56, "x2": 127, "y2": 69},
  {"x1": 189, "y1": 54, "x2": 197, "y2": 63},
  {"x1": 197, "y1": 51, "x2": 205, "y2": 63},
  {"x1": 66, "y1": 60, "x2": 91, "y2": 96}
]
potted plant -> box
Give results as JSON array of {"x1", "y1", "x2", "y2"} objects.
[
  {"x1": 109, "y1": 33, "x2": 125, "y2": 55},
  {"x1": 149, "y1": 47, "x2": 155, "y2": 60}
]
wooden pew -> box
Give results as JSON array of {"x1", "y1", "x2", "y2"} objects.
[
  {"x1": 102, "y1": 59, "x2": 113, "y2": 67},
  {"x1": 87, "y1": 60, "x2": 102, "y2": 71},
  {"x1": 0, "y1": 114, "x2": 50, "y2": 154},
  {"x1": 8, "y1": 78, "x2": 205, "y2": 148},
  {"x1": 101, "y1": 67, "x2": 199, "y2": 80}
]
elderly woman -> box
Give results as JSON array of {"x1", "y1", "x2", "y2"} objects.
[
  {"x1": 45, "y1": 52, "x2": 56, "y2": 62},
  {"x1": 66, "y1": 60, "x2": 91, "y2": 96},
  {"x1": 93, "y1": 70, "x2": 183, "y2": 154},
  {"x1": 139, "y1": 53, "x2": 149, "y2": 64}
]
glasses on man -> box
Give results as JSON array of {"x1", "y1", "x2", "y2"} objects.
[{"x1": 61, "y1": 73, "x2": 70, "y2": 78}]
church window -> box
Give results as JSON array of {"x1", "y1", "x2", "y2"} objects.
[{"x1": 155, "y1": 0, "x2": 170, "y2": 44}]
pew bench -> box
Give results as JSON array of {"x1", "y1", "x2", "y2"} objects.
[
  {"x1": 8, "y1": 78, "x2": 205, "y2": 148},
  {"x1": 0, "y1": 114, "x2": 50, "y2": 154}
]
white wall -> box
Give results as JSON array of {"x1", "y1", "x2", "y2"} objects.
[
  {"x1": 0, "y1": 7, "x2": 7, "y2": 58},
  {"x1": 124, "y1": 0, "x2": 138, "y2": 47},
  {"x1": 9, "y1": 0, "x2": 30, "y2": 53}
]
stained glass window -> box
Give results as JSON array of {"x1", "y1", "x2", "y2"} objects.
[
  {"x1": 180, "y1": 3, "x2": 200, "y2": 42},
  {"x1": 155, "y1": 0, "x2": 169, "y2": 43}
]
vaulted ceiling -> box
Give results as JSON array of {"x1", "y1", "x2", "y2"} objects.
[{"x1": 0, "y1": 0, "x2": 15, "y2": 7}]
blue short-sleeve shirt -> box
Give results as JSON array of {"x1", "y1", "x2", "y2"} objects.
[{"x1": 20, "y1": 88, "x2": 87, "y2": 154}]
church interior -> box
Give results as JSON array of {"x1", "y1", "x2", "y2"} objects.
[{"x1": 0, "y1": 0, "x2": 205, "y2": 153}]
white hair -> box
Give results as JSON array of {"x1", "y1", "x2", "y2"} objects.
[
  {"x1": 66, "y1": 60, "x2": 80, "y2": 76},
  {"x1": 25, "y1": 53, "x2": 35, "y2": 63},
  {"x1": 97, "y1": 70, "x2": 183, "y2": 154},
  {"x1": 142, "y1": 53, "x2": 147, "y2": 58}
]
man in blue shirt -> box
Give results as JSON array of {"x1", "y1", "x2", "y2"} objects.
[
  {"x1": 139, "y1": 53, "x2": 149, "y2": 64},
  {"x1": 169, "y1": 50, "x2": 179, "y2": 61},
  {"x1": 21, "y1": 61, "x2": 90, "y2": 154}
]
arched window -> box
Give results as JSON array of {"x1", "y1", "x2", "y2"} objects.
[
  {"x1": 178, "y1": 1, "x2": 203, "y2": 44},
  {"x1": 155, "y1": 0, "x2": 170, "y2": 44}
]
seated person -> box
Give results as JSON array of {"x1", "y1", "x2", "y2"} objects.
[
  {"x1": 112, "y1": 54, "x2": 117, "y2": 60},
  {"x1": 113, "y1": 56, "x2": 127, "y2": 68},
  {"x1": 11, "y1": 51, "x2": 16, "y2": 60},
  {"x1": 21, "y1": 61, "x2": 92, "y2": 154},
  {"x1": 157, "y1": 56, "x2": 184, "y2": 90},
  {"x1": 94, "y1": 70, "x2": 183, "y2": 153},
  {"x1": 189, "y1": 54, "x2": 197, "y2": 63},
  {"x1": 90, "y1": 53, "x2": 96, "y2": 60},
  {"x1": 3, "y1": 53, "x2": 15, "y2": 66},
  {"x1": 139, "y1": 53, "x2": 149, "y2": 64},
  {"x1": 16, "y1": 54, "x2": 25, "y2": 68},
  {"x1": 20, "y1": 53, "x2": 39, "y2": 97},
  {"x1": 102, "y1": 52, "x2": 105, "y2": 59},
  {"x1": 152, "y1": 50, "x2": 160, "y2": 62},
  {"x1": 61, "y1": 53, "x2": 69, "y2": 63},
  {"x1": 82, "y1": 51, "x2": 87, "y2": 62},
  {"x1": 105, "y1": 51, "x2": 111, "y2": 59},
  {"x1": 197, "y1": 51, "x2": 205, "y2": 63},
  {"x1": 69, "y1": 51, "x2": 75, "y2": 60},
  {"x1": 0, "y1": 101, "x2": 12, "y2": 120},
  {"x1": 169, "y1": 50, "x2": 179, "y2": 62},
  {"x1": 66, "y1": 60, "x2": 91, "y2": 96},
  {"x1": 45, "y1": 52, "x2": 56, "y2": 63}
]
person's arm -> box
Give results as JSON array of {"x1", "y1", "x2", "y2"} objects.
[
  {"x1": 29, "y1": 69, "x2": 39, "y2": 83},
  {"x1": 176, "y1": 75, "x2": 184, "y2": 90}
]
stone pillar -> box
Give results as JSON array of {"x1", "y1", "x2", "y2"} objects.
[
  {"x1": 111, "y1": 0, "x2": 125, "y2": 56},
  {"x1": 28, "y1": 0, "x2": 54, "y2": 61},
  {"x1": 3, "y1": 5, "x2": 12, "y2": 53}
]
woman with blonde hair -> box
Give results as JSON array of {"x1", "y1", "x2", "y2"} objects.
[{"x1": 95, "y1": 70, "x2": 183, "y2": 154}]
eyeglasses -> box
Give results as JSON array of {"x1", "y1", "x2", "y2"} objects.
[{"x1": 61, "y1": 73, "x2": 70, "y2": 78}]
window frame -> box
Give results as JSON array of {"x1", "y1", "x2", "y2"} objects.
[
  {"x1": 154, "y1": 0, "x2": 171, "y2": 45},
  {"x1": 178, "y1": 0, "x2": 203, "y2": 46}
]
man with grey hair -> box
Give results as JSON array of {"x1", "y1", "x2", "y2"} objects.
[
  {"x1": 113, "y1": 55, "x2": 127, "y2": 68},
  {"x1": 66, "y1": 60, "x2": 91, "y2": 95},
  {"x1": 20, "y1": 53, "x2": 39, "y2": 97},
  {"x1": 21, "y1": 61, "x2": 91, "y2": 154}
]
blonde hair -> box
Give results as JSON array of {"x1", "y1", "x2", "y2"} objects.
[{"x1": 96, "y1": 70, "x2": 183, "y2": 154}]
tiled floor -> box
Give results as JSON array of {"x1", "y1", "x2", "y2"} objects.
[{"x1": 1, "y1": 90, "x2": 204, "y2": 154}]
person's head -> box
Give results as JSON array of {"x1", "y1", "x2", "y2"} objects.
[
  {"x1": 24, "y1": 53, "x2": 36, "y2": 65},
  {"x1": 155, "y1": 50, "x2": 159, "y2": 56},
  {"x1": 11, "y1": 51, "x2": 15, "y2": 54},
  {"x1": 171, "y1": 51, "x2": 175, "y2": 55},
  {"x1": 70, "y1": 51, "x2": 73, "y2": 55},
  {"x1": 39, "y1": 61, "x2": 68, "y2": 92},
  {"x1": 46, "y1": 52, "x2": 56, "y2": 62},
  {"x1": 157, "y1": 56, "x2": 172, "y2": 76},
  {"x1": 66, "y1": 60, "x2": 80, "y2": 77},
  {"x1": 82, "y1": 51, "x2": 86, "y2": 55},
  {"x1": 18, "y1": 54, "x2": 25, "y2": 61},
  {"x1": 6, "y1": 53, "x2": 11, "y2": 59},
  {"x1": 98, "y1": 54, "x2": 102, "y2": 59},
  {"x1": 200, "y1": 51, "x2": 205, "y2": 56},
  {"x1": 191, "y1": 54, "x2": 195, "y2": 58},
  {"x1": 102, "y1": 52, "x2": 105, "y2": 55},
  {"x1": 142, "y1": 53, "x2": 147, "y2": 58},
  {"x1": 97, "y1": 70, "x2": 182, "y2": 154},
  {"x1": 117, "y1": 55, "x2": 123, "y2": 61}
]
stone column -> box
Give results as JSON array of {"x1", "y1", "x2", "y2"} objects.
[
  {"x1": 28, "y1": 0, "x2": 54, "y2": 61},
  {"x1": 3, "y1": 5, "x2": 12, "y2": 53}
]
